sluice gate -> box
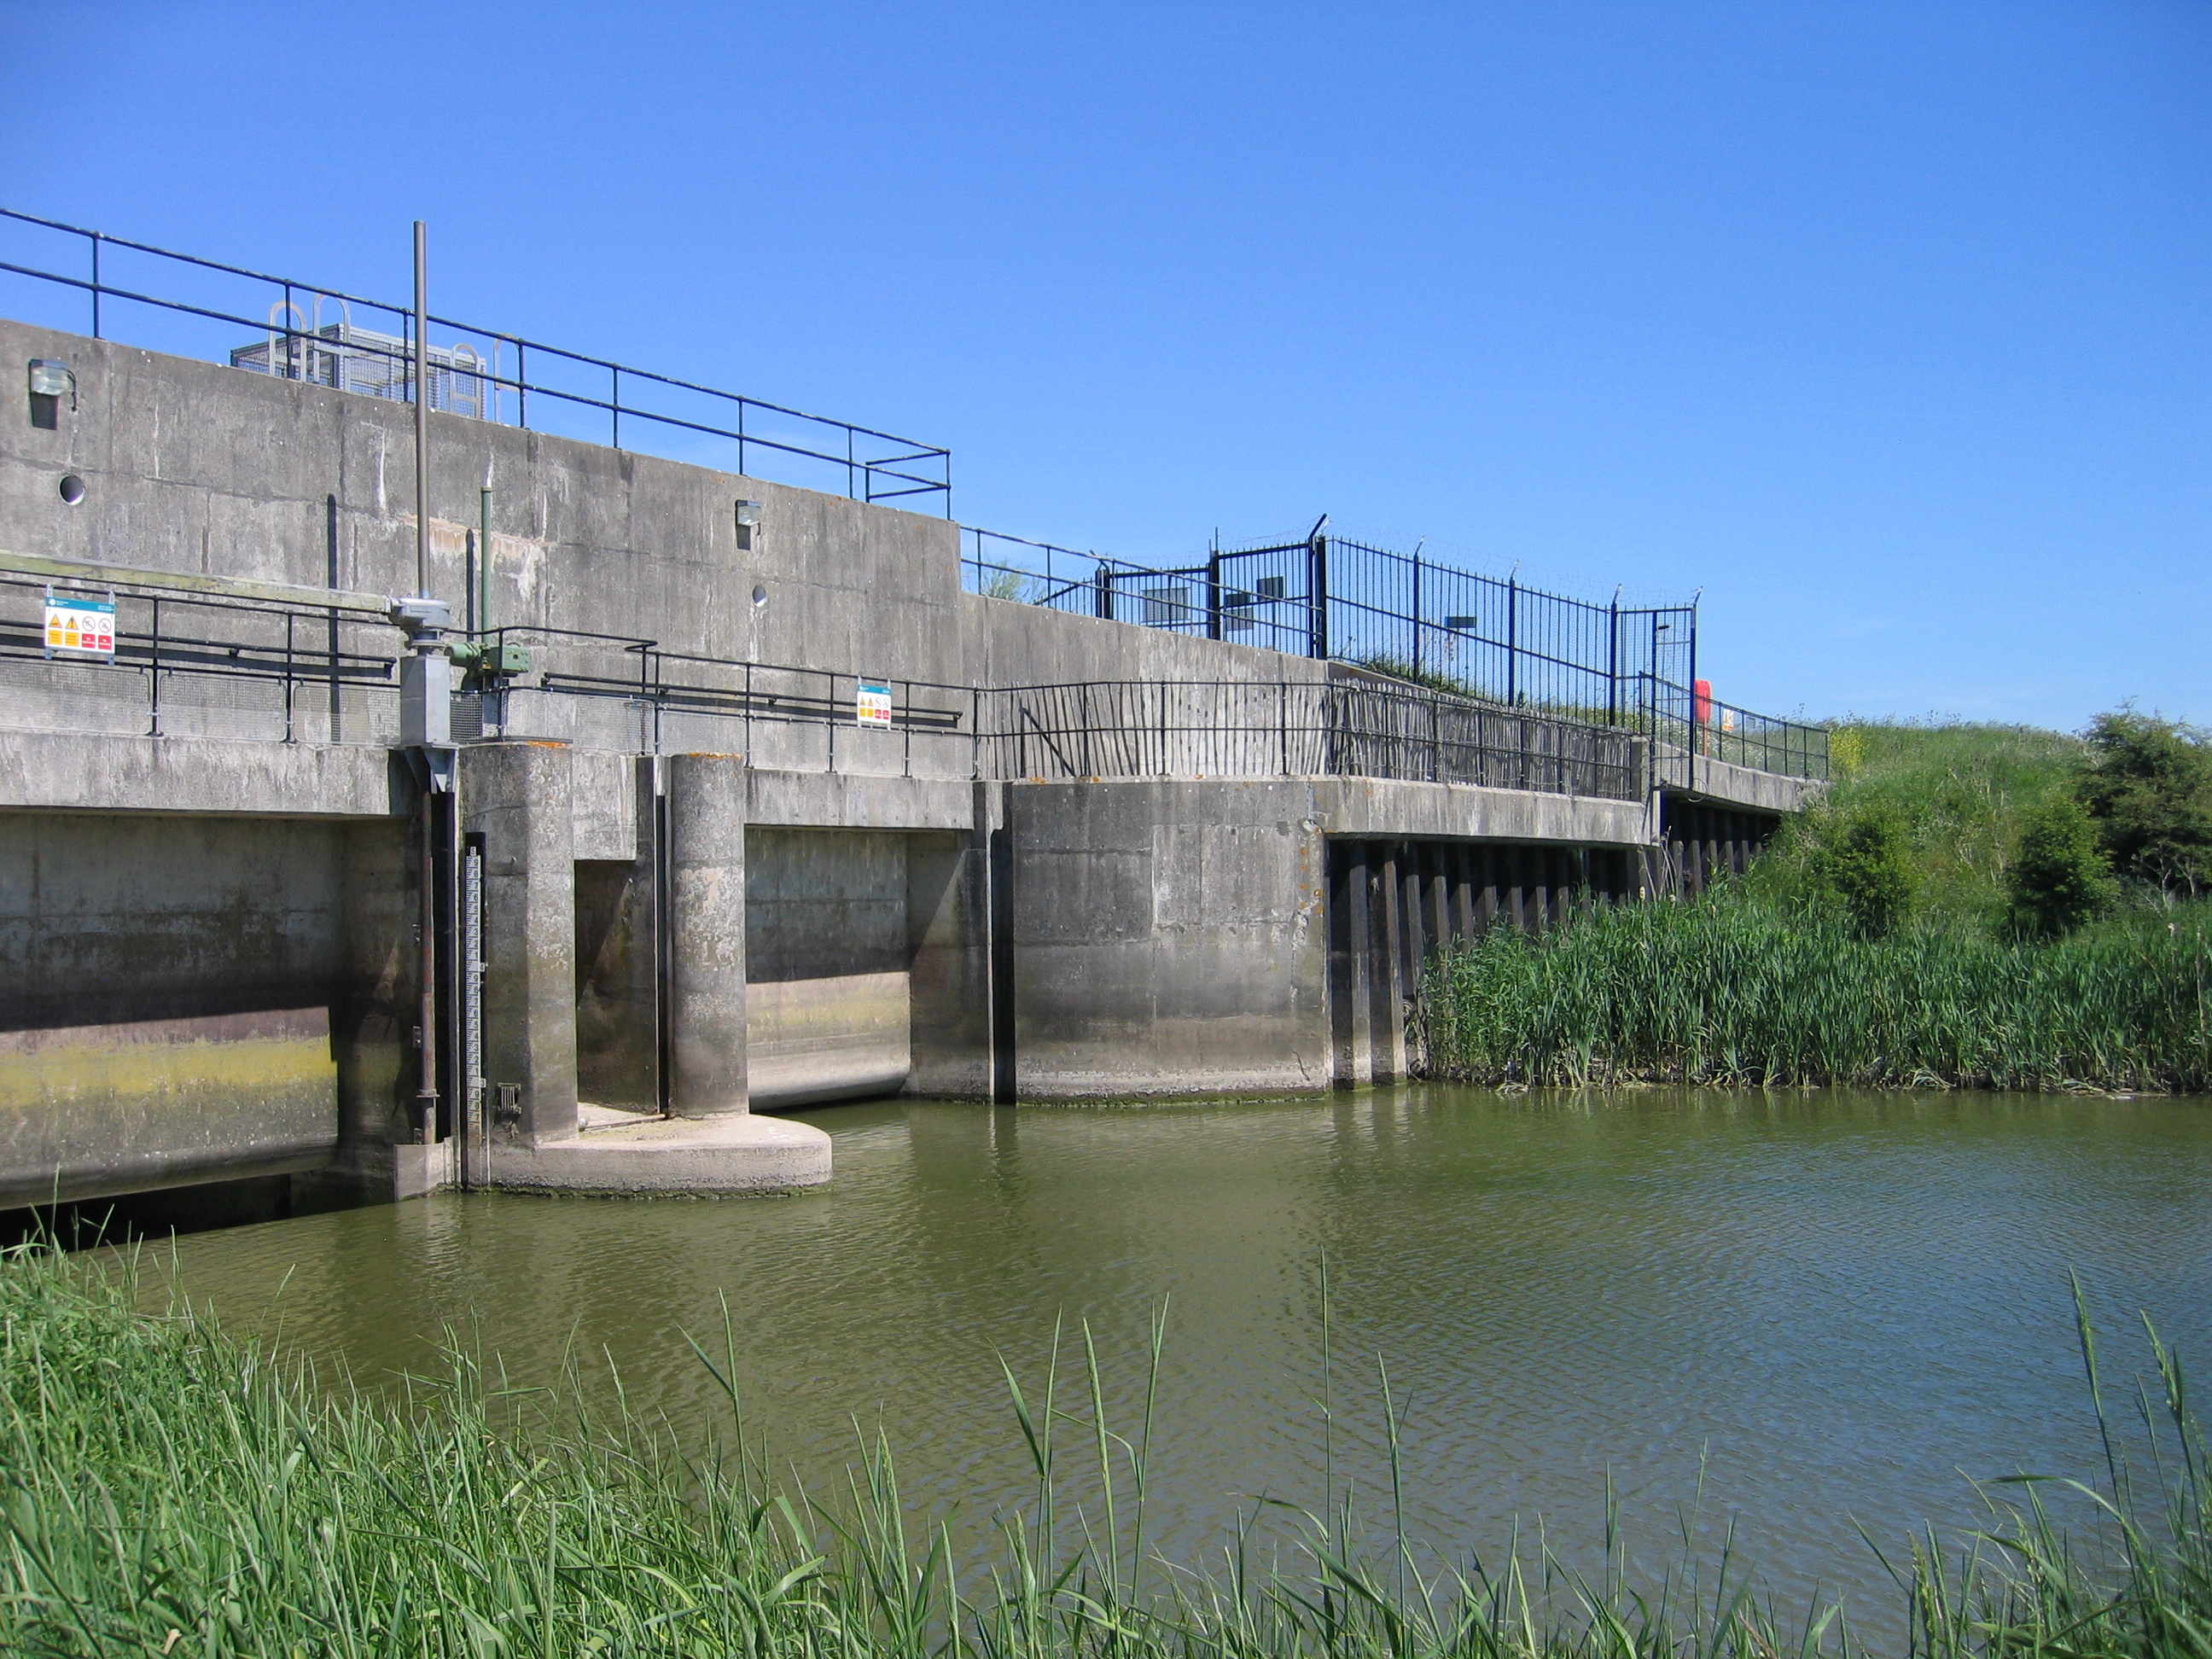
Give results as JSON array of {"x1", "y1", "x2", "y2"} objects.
[{"x1": 0, "y1": 308, "x2": 1820, "y2": 1212}]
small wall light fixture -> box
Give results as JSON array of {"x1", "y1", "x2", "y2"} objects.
[
  {"x1": 734, "y1": 498, "x2": 763, "y2": 552},
  {"x1": 27, "y1": 358, "x2": 75, "y2": 431},
  {"x1": 58, "y1": 473, "x2": 85, "y2": 505}
]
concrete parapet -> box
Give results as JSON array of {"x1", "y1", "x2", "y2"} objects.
[
  {"x1": 0, "y1": 729, "x2": 406, "y2": 818},
  {"x1": 1312, "y1": 776, "x2": 1651, "y2": 846},
  {"x1": 744, "y1": 768, "x2": 975, "y2": 831},
  {"x1": 1653, "y1": 745, "x2": 1825, "y2": 815},
  {"x1": 667, "y1": 753, "x2": 749, "y2": 1117}
]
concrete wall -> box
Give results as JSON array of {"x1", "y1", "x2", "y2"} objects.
[
  {"x1": 1006, "y1": 780, "x2": 1332, "y2": 1097},
  {"x1": 2, "y1": 318, "x2": 962, "y2": 691},
  {"x1": 0, "y1": 810, "x2": 360, "y2": 1204}
]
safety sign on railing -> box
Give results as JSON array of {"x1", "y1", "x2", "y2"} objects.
[
  {"x1": 856, "y1": 679, "x2": 894, "y2": 727},
  {"x1": 44, "y1": 590, "x2": 115, "y2": 661}
]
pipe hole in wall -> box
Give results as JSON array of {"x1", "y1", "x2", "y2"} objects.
[{"x1": 57, "y1": 474, "x2": 85, "y2": 505}]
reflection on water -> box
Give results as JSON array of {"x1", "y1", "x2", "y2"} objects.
[{"x1": 147, "y1": 1086, "x2": 2212, "y2": 1627}]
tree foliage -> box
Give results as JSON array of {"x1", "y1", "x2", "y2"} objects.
[
  {"x1": 2075, "y1": 711, "x2": 2212, "y2": 902},
  {"x1": 2006, "y1": 793, "x2": 2117, "y2": 938}
]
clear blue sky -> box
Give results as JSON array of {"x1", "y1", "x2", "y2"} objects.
[{"x1": 3, "y1": 2, "x2": 2204, "y2": 729}]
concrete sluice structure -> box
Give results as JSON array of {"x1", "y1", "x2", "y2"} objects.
[{"x1": 0, "y1": 317, "x2": 1820, "y2": 1211}]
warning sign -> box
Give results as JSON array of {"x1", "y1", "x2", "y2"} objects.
[
  {"x1": 44, "y1": 592, "x2": 116, "y2": 661},
  {"x1": 856, "y1": 679, "x2": 894, "y2": 727}
]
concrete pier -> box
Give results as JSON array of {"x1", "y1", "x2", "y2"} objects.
[{"x1": 667, "y1": 752, "x2": 749, "y2": 1118}]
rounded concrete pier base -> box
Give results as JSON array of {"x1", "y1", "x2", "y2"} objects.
[{"x1": 480, "y1": 1106, "x2": 830, "y2": 1195}]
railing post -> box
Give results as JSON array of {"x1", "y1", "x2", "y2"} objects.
[
  {"x1": 517, "y1": 341, "x2": 528, "y2": 429},
  {"x1": 1307, "y1": 533, "x2": 1328, "y2": 660},
  {"x1": 1506, "y1": 576, "x2": 1518, "y2": 706},
  {"x1": 284, "y1": 611, "x2": 295, "y2": 742},
  {"x1": 611, "y1": 365, "x2": 621, "y2": 449},
  {"x1": 1607, "y1": 597, "x2": 1619, "y2": 725},
  {"x1": 90, "y1": 232, "x2": 101, "y2": 339},
  {"x1": 1206, "y1": 535, "x2": 1222, "y2": 642},
  {"x1": 1411, "y1": 550, "x2": 1421, "y2": 677}
]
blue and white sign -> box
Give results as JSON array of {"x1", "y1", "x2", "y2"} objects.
[{"x1": 856, "y1": 679, "x2": 894, "y2": 727}]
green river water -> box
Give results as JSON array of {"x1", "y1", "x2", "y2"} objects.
[{"x1": 144, "y1": 1086, "x2": 2212, "y2": 1629}]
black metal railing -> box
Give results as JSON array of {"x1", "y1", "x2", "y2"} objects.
[
  {"x1": 963, "y1": 527, "x2": 1829, "y2": 783},
  {"x1": 464, "y1": 625, "x2": 975, "y2": 778},
  {"x1": 1632, "y1": 675, "x2": 1828, "y2": 785},
  {"x1": 978, "y1": 678, "x2": 1646, "y2": 800},
  {"x1": 963, "y1": 526, "x2": 1696, "y2": 710},
  {"x1": 0, "y1": 207, "x2": 951, "y2": 512},
  {"x1": 0, "y1": 571, "x2": 402, "y2": 744}
]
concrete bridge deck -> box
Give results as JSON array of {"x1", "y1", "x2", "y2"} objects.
[{"x1": 0, "y1": 315, "x2": 1820, "y2": 1213}]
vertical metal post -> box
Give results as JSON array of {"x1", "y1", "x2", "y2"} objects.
[
  {"x1": 283, "y1": 611, "x2": 295, "y2": 742},
  {"x1": 1606, "y1": 597, "x2": 1619, "y2": 725},
  {"x1": 1205, "y1": 533, "x2": 1222, "y2": 642},
  {"x1": 1506, "y1": 577, "x2": 1518, "y2": 706},
  {"x1": 90, "y1": 233, "x2": 102, "y2": 339},
  {"x1": 461, "y1": 841, "x2": 485, "y2": 1185},
  {"x1": 413, "y1": 221, "x2": 430, "y2": 601},
  {"x1": 1308, "y1": 534, "x2": 1329, "y2": 660},
  {"x1": 1411, "y1": 551, "x2": 1421, "y2": 677},
  {"x1": 612, "y1": 365, "x2": 621, "y2": 449},
  {"x1": 516, "y1": 341, "x2": 527, "y2": 429},
  {"x1": 1686, "y1": 605, "x2": 1699, "y2": 798},
  {"x1": 148, "y1": 597, "x2": 160, "y2": 736},
  {"x1": 417, "y1": 789, "x2": 439, "y2": 1144}
]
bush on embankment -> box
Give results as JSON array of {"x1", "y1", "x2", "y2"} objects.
[
  {"x1": 6, "y1": 1246, "x2": 2212, "y2": 1659},
  {"x1": 1417, "y1": 897, "x2": 2212, "y2": 1092}
]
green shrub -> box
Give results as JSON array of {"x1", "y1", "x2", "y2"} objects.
[
  {"x1": 2078, "y1": 709, "x2": 2212, "y2": 902},
  {"x1": 1817, "y1": 806, "x2": 1919, "y2": 938},
  {"x1": 2006, "y1": 794, "x2": 2119, "y2": 938}
]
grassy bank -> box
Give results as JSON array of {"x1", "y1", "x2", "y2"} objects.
[
  {"x1": 1418, "y1": 719, "x2": 2212, "y2": 1091},
  {"x1": 3, "y1": 1246, "x2": 2211, "y2": 1657},
  {"x1": 1417, "y1": 896, "x2": 2211, "y2": 1091}
]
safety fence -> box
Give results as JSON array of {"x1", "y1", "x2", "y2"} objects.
[
  {"x1": 976, "y1": 678, "x2": 1646, "y2": 800},
  {"x1": 963, "y1": 526, "x2": 1826, "y2": 780},
  {"x1": 0, "y1": 207, "x2": 950, "y2": 512}
]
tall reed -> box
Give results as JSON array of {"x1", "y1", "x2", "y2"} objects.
[
  {"x1": 1417, "y1": 898, "x2": 2212, "y2": 1092},
  {"x1": 3, "y1": 1243, "x2": 2209, "y2": 1657}
]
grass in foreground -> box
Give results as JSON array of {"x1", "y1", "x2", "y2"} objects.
[
  {"x1": 1417, "y1": 895, "x2": 2211, "y2": 1092},
  {"x1": 4, "y1": 1246, "x2": 2212, "y2": 1656}
]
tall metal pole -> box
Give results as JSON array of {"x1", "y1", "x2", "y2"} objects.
[{"x1": 414, "y1": 220, "x2": 430, "y2": 599}]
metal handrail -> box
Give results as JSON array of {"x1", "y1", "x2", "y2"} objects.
[{"x1": 0, "y1": 207, "x2": 952, "y2": 513}]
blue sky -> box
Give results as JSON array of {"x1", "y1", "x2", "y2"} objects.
[{"x1": 3, "y1": 1, "x2": 2204, "y2": 729}]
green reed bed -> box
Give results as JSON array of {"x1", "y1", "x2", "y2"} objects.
[
  {"x1": 4, "y1": 1246, "x2": 2212, "y2": 1659},
  {"x1": 1417, "y1": 899, "x2": 2212, "y2": 1093}
]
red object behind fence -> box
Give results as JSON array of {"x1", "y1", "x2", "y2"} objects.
[{"x1": 1693, "y1": 678, "x2": 1713, "y2": 727}]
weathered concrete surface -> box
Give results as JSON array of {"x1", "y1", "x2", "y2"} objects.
[
  {"x1": 482, "y1": 1103, "x2": 830, "y2": 1193},
  {"x1": 460, "y1": 742, "x2": 579, "y2": 1144},
  {"x1": 1007, "y1": 780, "x2": 1330, "y2": 1098},
  {"x1": 744, "y1": 769, "x2": 975, "y2": 831},
  {"x1": 0, "y1": 1010, "x2": 338, "y2": 1206},
  {"x1": 667, "y1": 754, "x2": 748, "y2": 1117},
  {"x1": 0, "y1": 810, "x2": 353, "y2": 1203},
  {"x1": 1310, "y1": 777, "x2": 1650, "y2": 846},
  {"x1": 0, "y1": 729, "x2": 406, "y2": 818},
  {"x1": 1654, "y1": 746, "x2": 1825, "y2": 815},
  {"x1": 0, "y1": 317, "x2": 967, "y2": 692},
  {"x1": 746, "y1": 827, "x2": 914, "y2": 1107},
  {"x1": 907, "y1": 820, "x2": 991, "y2": 1098}
]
